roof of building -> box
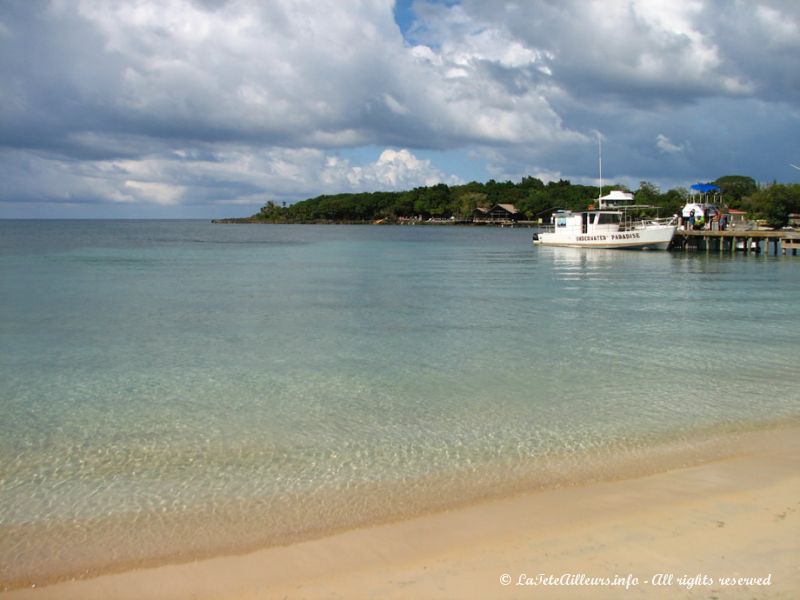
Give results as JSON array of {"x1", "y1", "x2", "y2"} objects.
[{"x1": 494, "y1": 203, "x2": 519, "y2": 214}]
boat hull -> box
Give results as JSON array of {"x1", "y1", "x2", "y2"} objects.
[{"x1": 533, "y1": 225, "x2": 676, "y2": 250}]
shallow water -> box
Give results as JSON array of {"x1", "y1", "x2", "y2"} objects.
[{"x1": 1, "y1": 221, "x2": 798, "y2": 586}]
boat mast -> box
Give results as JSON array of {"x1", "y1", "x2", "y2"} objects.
[{"x1": 598, "y1": 132, "x2": 602, "y2": 204}]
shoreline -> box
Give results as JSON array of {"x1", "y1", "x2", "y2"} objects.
[
  {"x1": 2, "y1": 424, "x2": 798, "y2": 599},
  {"x1": 1, "y1": 419, "x2": 796, "y2": 590}
]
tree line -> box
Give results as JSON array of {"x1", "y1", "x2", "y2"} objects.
[{"x1": 245, "y1": 174, "x2": 800, "y2": 228}]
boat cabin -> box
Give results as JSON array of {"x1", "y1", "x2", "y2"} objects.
[
  {"x1": 552, "y1": 209, "x2": 623, "y2": 234},
  {"x1": 597, "y1": 190, "x2": 634, "y2": 209}
]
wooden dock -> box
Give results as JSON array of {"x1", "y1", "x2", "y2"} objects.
[{"x1": 671, "y1": 229, "x2": 800, "y2": 255}]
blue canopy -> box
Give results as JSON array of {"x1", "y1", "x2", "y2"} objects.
[{"x1": 690, "y1": 183, "x2": 721, "y2": 193}]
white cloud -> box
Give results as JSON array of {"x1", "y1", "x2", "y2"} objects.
[
  {"x1": 41, "y1": 0, "x2": 584, "y2": 149},
  {"x1": 123, "y1": 180, "x2": 186, "y2": 205},
  {"x1": 0, "y1": 145, "x2": 458, "y2": 213},
  {"x1": 1, "y1": 0, "x2": 799, "y2": 216},
  {"x1": 383, "y1": 94, "x2": 410, "y2": 116},
  {"x1": 344, "y1": 148, "x2": 460, "y2": 188},
  {"x1": 755, "y1": 5, "x2": 799, "y2": 46},
  {"x1": 656, "y1": 134, "x2": 684, "y2": 154},
  {"x1": 458, "y1": 0, "x2": 794, "y2": 102}
]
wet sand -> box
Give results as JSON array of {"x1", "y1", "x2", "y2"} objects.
[{"x1": 2, "y1": 426, "x2": 798, "y2": 599}]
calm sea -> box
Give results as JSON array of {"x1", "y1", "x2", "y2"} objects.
[{"x1": 1, "y1": 220, "x2": 798, "y2": 586}]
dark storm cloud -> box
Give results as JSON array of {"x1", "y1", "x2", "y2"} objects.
[{"x1": 422, "y1": 0, "x2": 800, "y2": 186}]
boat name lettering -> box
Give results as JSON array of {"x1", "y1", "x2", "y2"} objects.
[
  {"x1": 611, "y1": 233, "x2": 641, "y2": 240},
  {"x1": 576, "y1": 235, "x2": 607, "y2": 242}
]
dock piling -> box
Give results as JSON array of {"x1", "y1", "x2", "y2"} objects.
[{"x1": 672, "y1": 229, "x2": 799, "y2": 256}]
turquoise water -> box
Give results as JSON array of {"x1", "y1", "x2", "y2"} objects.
[{"x1": 1, "y1": 221, "x2": 798, "y2": 586}]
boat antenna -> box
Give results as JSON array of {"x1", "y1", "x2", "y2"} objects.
[{"x1": 598, "y1": 131, "x2": 603, "y2": 204}]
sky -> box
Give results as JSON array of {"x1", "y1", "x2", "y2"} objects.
[{"x1": 1, "y1": 0, "x2": 799, "y2": 218}]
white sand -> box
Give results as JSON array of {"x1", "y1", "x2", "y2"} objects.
[{"x1": 3, "y1": 426, "x2": 798, "y2": 599}]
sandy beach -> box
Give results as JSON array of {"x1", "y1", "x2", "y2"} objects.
[{"x1": 2, "y1": 425, "x2": 797, "y2": 600}]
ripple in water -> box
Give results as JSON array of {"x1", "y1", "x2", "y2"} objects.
[{"x1": 1, "y1": 222, "x2": 798, "y2": 587}]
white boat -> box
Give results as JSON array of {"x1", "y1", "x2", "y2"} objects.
[
  {"x1": 532, "y1": 136, "x2": 676, "y2": 250},
  {"x1": 533, "y1": 207, "x2": 677, "y2": 250}
]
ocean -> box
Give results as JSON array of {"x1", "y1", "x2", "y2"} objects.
[{"x1": 1, "y1": 220, "x2": 798, "y2": 587}]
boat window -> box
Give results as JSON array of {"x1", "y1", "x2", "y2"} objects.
[{"x1": 596, "y1": 213, "x2": 620, "y2": 225}]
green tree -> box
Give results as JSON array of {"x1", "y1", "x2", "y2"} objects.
[
  {"x1": 520, "y1": 176, "x2": 545, "y2": 191},
  {"x1": 242, "y1": 173, "x2": 787, "y2": 225},
  {"x1": 634, "y1": 181, "x2": 660, "y2": 205},
  {"x1": 258, "y1": 200, "x2": 286, "y2": 221},
  {"x1": 713, "y1": 175, "x2": 758, "y2": 207},
  {"x1": 744, "y1": 184, "x2": 800, "y2": 228},
  {"x1": 658, "y1": 187, "x2": 688, "y2": 215},
  {"x1": 453, "y1": 191, "x2": 488, "y2": 218}
]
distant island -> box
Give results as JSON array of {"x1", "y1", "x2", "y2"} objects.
[{"x1": 215, "y1": 175, "x2": 800, "y2": 229}]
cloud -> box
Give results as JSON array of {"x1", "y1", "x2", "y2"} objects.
[
  {"x1": 0, "y1": 0, "x2": 584, "y2": 216},
  {"x1": 457, "y1": 0, "x2": 798, "y2": 105},
  {"x1": 0, "y1": 0, "x2": 798, "y2": 216},
  {"x1": 338, "y1": 148, "x2": 460, "y2": 188},
  {"x1": 656, "y1": 134, "x2": 684, "y2": 154},
  {"x1": 2, "y1": 0, "x2": 588, "y2": 152},
  {"x1": 0, "y1": 144, "x2": 458, "y2": 215},
  {"x1": 123, "y1": 181, "x2": 186, "y2": 205}
]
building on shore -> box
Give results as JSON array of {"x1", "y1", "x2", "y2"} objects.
[{"x1": 473, "y1": 204, "x2": 521, "y2": 223}]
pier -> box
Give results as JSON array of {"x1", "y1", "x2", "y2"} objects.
[{"x1": 671, "y1": 229, "x2": 800, "y2": 255}]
